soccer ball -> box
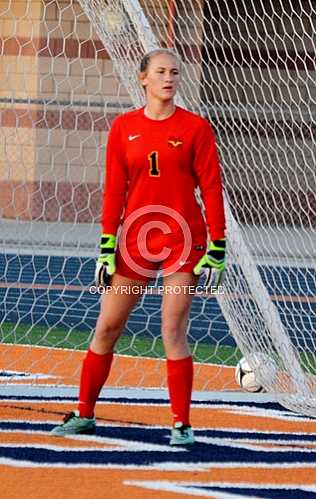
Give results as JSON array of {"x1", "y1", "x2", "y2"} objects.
[
  {"x1": 236, "y1": 352, "x2": 278, "y2": 393},
  {"x1": 235, "y1": 356, "x2": 264, "y2": 393}
]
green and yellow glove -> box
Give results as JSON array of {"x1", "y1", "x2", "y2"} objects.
[
  {"x1": 95, "y1": 234, "x2": 116, "y2": 287},
  {"x1": 193, "y1": 238, "x2": 226, "y2": 289}
]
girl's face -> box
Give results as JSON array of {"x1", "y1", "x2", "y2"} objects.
[{"x1": 140, "y1": 53, "x2": 181, "y2": 102}]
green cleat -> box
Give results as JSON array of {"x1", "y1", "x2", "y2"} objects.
[
  {"x1": 51, "y1": 411, "x2": 96, "y2": 437},
  {"x1": 170, "y1": 422, "x2": 195, "y2": 446}
]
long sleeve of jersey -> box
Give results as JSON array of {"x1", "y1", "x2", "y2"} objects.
[
  {"x1": 193, "y1": 121, "x2": 225, "y2": 241},
  {"x1": 101, "y1": 117, "x2": 128, "y2": 235}
]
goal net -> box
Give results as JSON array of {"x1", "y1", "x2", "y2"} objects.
[{"x1": 1, "y1": 0, "x2": 316, "y2": 415}]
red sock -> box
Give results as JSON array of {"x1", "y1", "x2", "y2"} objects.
[
  {"x1": 78, "y1": 349, "x2": 113, "y2": 418},
  {"x1": 167, "y1": 356, "x2": 193, "y2": 426}
]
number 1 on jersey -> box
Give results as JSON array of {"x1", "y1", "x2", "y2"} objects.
[{"x1": 148, "y1": 151, "x2": 160, "y2": 177}]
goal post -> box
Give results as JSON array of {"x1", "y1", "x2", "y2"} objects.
[{"x1": 1, "y1": 0, "x2": 316, "y2": 415}]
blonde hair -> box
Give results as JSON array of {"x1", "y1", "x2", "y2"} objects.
[{"x1": 140, "y1": 48, "x2": 182, "y2": 74}]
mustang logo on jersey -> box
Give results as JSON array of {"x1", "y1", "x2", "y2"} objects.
[{"x1": 168, "y1": 137, "x2": 183, "y2": 148}]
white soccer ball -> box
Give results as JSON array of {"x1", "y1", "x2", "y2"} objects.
[{"x1": 235, "y1": 356, "x2": 264, "y2": 393}]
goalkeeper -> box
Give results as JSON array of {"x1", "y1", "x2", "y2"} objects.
[{"x1": 51, "y1": 48, "x2": 226, "y2": 445}]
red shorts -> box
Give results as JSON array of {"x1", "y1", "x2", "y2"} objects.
[{"x1": 115, "y1": 235, "x2": 207, "y2": 282}]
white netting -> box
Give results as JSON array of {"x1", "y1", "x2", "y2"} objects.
[
  {"x1": 0, "y1": 0, "x2": 234, "y2": 392},
  {"x1": 75, "y1": 1, "x2": 316, "y2": 413},
  {"x1": 1, "y1": 0, "x2": 316, "y2": 415}
]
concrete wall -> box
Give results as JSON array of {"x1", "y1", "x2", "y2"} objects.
[
  {"x1": 0, "y1": 0, "x2": 315, "y2": 226},
  {"x1": 200, "y1": 0, "x2": 316, "y2": 226},
  {"x1": 0, "y1": 0, "x2": 129, "y2": 223}
]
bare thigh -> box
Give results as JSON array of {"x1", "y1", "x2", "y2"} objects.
[{"x1": 90, "y1": 273, "x2": 147, "y2": 354}]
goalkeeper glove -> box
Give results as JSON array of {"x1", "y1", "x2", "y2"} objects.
[
  {"x1": 95, "y1": 234, "x2": 116, "y2": 287},
  {"x1": 193, "y1": 238, "x2": 226, "y2": 289}
]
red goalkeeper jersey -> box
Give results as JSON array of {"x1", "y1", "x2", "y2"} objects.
[{"x1": 102, "y1": 106, "x2": 225, "y2": 251}]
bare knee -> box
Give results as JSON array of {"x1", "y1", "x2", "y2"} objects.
[
  {"x1": 161, "y1": 303, "x2": 191, "y2": 343},
  {"x1": 91, "y1": 317, "x2": 124, "y2": 354},
  {"x1": 162, "y1": 321, "x2": 183, "y2": 345},
  {"x1": 161, "y1": 318, "x2": 190, "y2": 359},
  {"x1": 97, "y1": 312, "x2": 125, "y2": 338}
]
